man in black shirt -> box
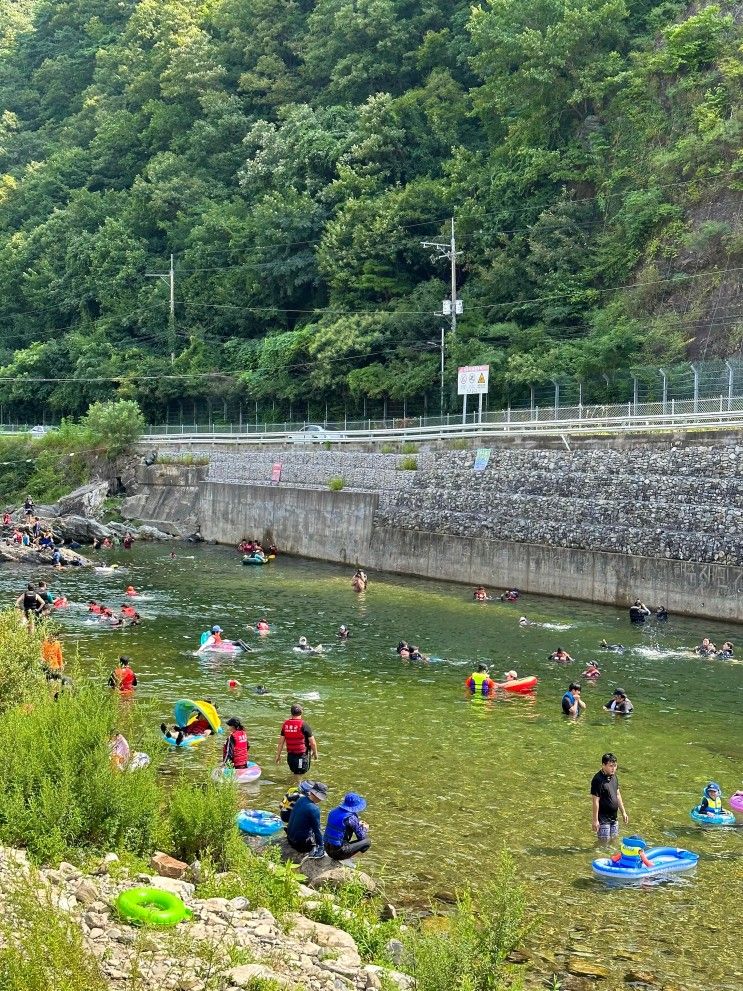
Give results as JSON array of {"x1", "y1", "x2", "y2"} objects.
[
  {"x1": 590, "y1": 752, "x2": 629, "y2": 842},
  {"x1": 629, "y1": 599, "x2": 651, "y2": 623}
]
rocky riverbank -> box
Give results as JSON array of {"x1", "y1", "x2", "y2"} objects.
[{"x1": 0, "y1": 845, "x2": 412, "y2": 991}]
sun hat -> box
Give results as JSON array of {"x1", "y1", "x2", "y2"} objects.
[
  {"x1": 339, "y1": 792, "x2": 367, "y2": 813},
  {"x1": 621, "y1": 835, "x2": 646, "y2": 850},
  {"x1": 211, "y1": 625, "x2": 223, "y2": 633},
  {"x1": 299, "y1": 636, "x2": 308, "y2": 646},
  {"x1": 504, "y1": 670, "x2": 518, "y2": 679},
  {"x1": 613, "y1": 687, "x2": 627, "y2": 697},
  {"x1": 308, "y1": 782, "x2": 328, "y2": 801}
]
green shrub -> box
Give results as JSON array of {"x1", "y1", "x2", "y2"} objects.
[
  {"x1": 198, "y1": 832, "x2": 302, "y2": 918},
  {"x1": 161, "y1": 778, "x2": 239, "y2": 869},
  {"x1": 380, "y1": 442, "x2": 396, "y2": 454},
  {"x1": 0, "y1": 676, "x2": 161, "y2": 863},
  {"x1": 404, "y1": 853, "x2": 529, "y2": 991},
  {"x1": 0, "y1": 611, "x2": 47, "y2": 716},
  {"x1": 308, "y1": 878, "x2": 404, "y2": 965},
  {"x1": 328, "y1": 476, "x2": 345, "y2": 491},
  {"x1": 0, "y1": 868, "x2": 107, "y2": 991},
  {"x1": 81, "y1": 399, "x2": 146, "y2": 458},
  {"x1": 400, "y1": 442, "x2": 418, "y2": 454},
  {"x1": 449, "y1": 439, "x2": 470, "y2": 451},
  {"x1": 398, "y1": 456, "x2": 417, "y2": 470},
  {"x1": 322, "y1": 440, "x2": 333, "y2": 450}
]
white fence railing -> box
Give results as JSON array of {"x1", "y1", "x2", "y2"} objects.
[{"x1": 142, "y1": 400, "x2": 743, "y2": 446}]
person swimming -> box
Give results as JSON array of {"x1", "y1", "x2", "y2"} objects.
[
  {"x1": 599, "y1": 639, "x2": 625, "y2": 653},
  {"x1": 337, "y1": 624, "x2": 350, "y2": 639},
  {"x1": 519, "y1": 616, "x2": 534, "y2": 627},
  {"x1": 296, "y1": 636, "x2": 323, "y2": 653},
  {"x1": 550, "y1": 647, "x2": 574, "y2": 663},
  {"x1": 582, "y1": 661, "x2": 601, "y2": 679}
]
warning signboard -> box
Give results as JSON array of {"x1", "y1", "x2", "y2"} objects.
[{"x1": 457, "y1": 364, "x2": 489, "y2": 395}]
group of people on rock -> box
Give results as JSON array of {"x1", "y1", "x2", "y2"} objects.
[{"x1": 282, "y1": 782, "x2": 371, "y2": 862}]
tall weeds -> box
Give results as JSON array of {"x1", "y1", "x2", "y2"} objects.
[
  {"x1": 0, "y1": 677, "x2": 161, "y2": 863},
  {"x1": 405, "y1": 852, "x2": 529, "y2": 991}
]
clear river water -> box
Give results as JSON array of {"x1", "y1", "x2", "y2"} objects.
[{"x1": 3, "y1": 544, "x2": 741, "y2": 990}]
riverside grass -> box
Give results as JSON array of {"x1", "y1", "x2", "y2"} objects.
[{"x1": 0, "y1": 607, "x2": 529, "y2": 987}]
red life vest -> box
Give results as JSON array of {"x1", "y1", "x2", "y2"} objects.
[
  {"x1": 114, "y1": 667, "x2": 136, "y2": 691},
  {"x1": 224, "y1": 729, "x2": 249, "y2": 768},
  {"x1": 281, "y1": 718, "x2": 307, "y2": 754}
]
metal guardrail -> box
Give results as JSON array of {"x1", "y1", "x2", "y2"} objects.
[{"x1": 142, "y1": 406, "x2": 743, "y2": 446}]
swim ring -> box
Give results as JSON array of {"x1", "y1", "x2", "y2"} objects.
[
  {"x1": 729, "y1": 792, "x2": 743, "y2": 813},
  {"x1": 162, "y1": 732, "x2": 208, "y2": 748},
  {"x1": 496, "y1": 676, "x2": 537, "y2": 693},
  {"x1": 236, "y1": 810, "x2": 284, "y2": 837},
  {"x1": 690, "y1": 806, "x2": 736, "y2": 826},
  {"x1": 242, "y1": 554, "x2": 268, "y2": 566},
  {"x1": 116, "y1": 887, "x2": 192, "y2": 927},
  {"x1": 94, "y1": 565, "x2": 121, "y2": 574},
  {"x1": 592, "y1": 846, "x2": 698, "y2": 881},
  {"x1": 198, "y1": 640, "x2": 242, "y2": 654},
  {"x1": 211, "y1": 762, "x2": 262, "y2": 783}
]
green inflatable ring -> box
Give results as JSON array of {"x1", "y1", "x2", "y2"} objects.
[{"x1": 116, "y1": 886, "x2": 192, "y2": 927}]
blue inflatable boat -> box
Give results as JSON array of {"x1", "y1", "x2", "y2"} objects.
[
  {"x1": 690, "y1": 806, "x2": 736, "y2": 826},
  {"x1": 236, "y1": 809, "x2": 284, "y2": 837},
  {"x1": 162, "y1": 732, "x2": 207, "y2": 748},
  {"x1": 592, "y1": 847, "x2": 698, "y2": 881}
]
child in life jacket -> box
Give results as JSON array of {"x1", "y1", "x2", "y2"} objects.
[
  {"x1": 697, "y1": 782, "x2": 724, "y2": 815},
  {"x1": 611, "y1": 836, "x2": 653, "y2": 869},
  {"x1": 223, "y1": 717, "x2": 249, "y2": 769}
]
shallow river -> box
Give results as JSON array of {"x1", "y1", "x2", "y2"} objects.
[{"x1": 3, "y1": 544, "x2": 742, "y2": 990}]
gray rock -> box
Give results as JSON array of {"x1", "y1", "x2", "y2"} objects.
[
  {"x1": 74, "y1": 879, "x2": 99, "y2": 905},
  {"x1": 56, "y1": 481, "x2": 109, "y2": 518},
  {"x1": 386, "y1": 939, "x2": 405, "y2": 967},
  {"x1": 228, "y1": 964, "x2": 296, "y2": 988},
  {"x1": 137, "y1": 525, "x2": 175, "y2": 541}
]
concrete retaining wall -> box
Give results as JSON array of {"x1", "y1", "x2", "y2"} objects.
[{"x1": 198, "y1": 481, "x2": 743, "y2": 622}]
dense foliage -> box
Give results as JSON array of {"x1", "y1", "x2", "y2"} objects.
[
  {"x1": 0, "y1": 0, "x2": 741, "y2": 418},
  {"x1": 0, "y1": 399, "x2": 145, "y2": 504}
]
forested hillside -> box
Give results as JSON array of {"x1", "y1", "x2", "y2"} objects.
[{"x1": 0, "y1": 0, "x2": 741, "y2": 420}]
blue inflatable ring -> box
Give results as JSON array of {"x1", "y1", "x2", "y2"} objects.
[
  {"x1": 236, "y1": 809, "x2": 284, "y2": 836},
  {"x1": 690, "y1": 806, "x2": 736, "y2": 826}
]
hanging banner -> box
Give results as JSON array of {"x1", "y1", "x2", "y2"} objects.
[
  {"x1": 270, "y1": 463, "x2": 282, "y2": 484},
  {"x1": 473, "y1": 448, "x2": 491, "y2": 471}
]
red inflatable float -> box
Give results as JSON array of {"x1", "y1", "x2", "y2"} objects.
[{"x1": 496, "y1": 675, "x2": 537, "y2": 693}]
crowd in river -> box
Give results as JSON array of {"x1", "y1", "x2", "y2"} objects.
[{"x1": 8, "y1": 537, "x2": 742, "y2": 882}]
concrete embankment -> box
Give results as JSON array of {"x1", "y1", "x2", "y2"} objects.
[{"x1": 129, "y1": 436, "x2": 743, "y2": 622}]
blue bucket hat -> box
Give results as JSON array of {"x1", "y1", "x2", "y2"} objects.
[
  {"x1": 339, "y1": 792, "x2": 367, "y2": 813},
  {"x1": 621, "y1": 835, "x2": 646, "y2": 850},
  {"x1": 704, "y1": 782, "x2": 722, "y2": 798},
  {"x1": 211, "y1": 625, "x2": 223, "y2": 633}
]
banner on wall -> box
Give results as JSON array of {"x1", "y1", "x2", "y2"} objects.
[{"x1": 270, "y1": 463, "x2": 282, "y2": 484}]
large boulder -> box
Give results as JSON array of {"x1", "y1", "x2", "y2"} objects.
[
  {"x1": 272, "y1": 837, "x2": 376, "y2": 893},
  {"x1": 0, "y1": 541, "x2": 92, "y2": 567},
  {"x1": 53, "y1": 516, "x2": 113, "y2": 544},
  {"x1": 136, "y1": 525, "x2": 175, "y2": 541},
  {"x1": 55, "y1": 481, "x2": 109, "y2": 518}
]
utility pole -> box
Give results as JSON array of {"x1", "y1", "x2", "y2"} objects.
[
  {"x1": 145, "y1": 253, "x2": 176, "y2": 364},
  {"x1": 422, "y1": 218, "x2": 463, "y2": 416}
]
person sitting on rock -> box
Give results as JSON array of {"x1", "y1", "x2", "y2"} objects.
[
  {"x1": 324, "y1": 792, "x2": 371, "y2": 862},
  {"x1": 286, "y1": 781, "x2": 328, "y2": 857}
]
